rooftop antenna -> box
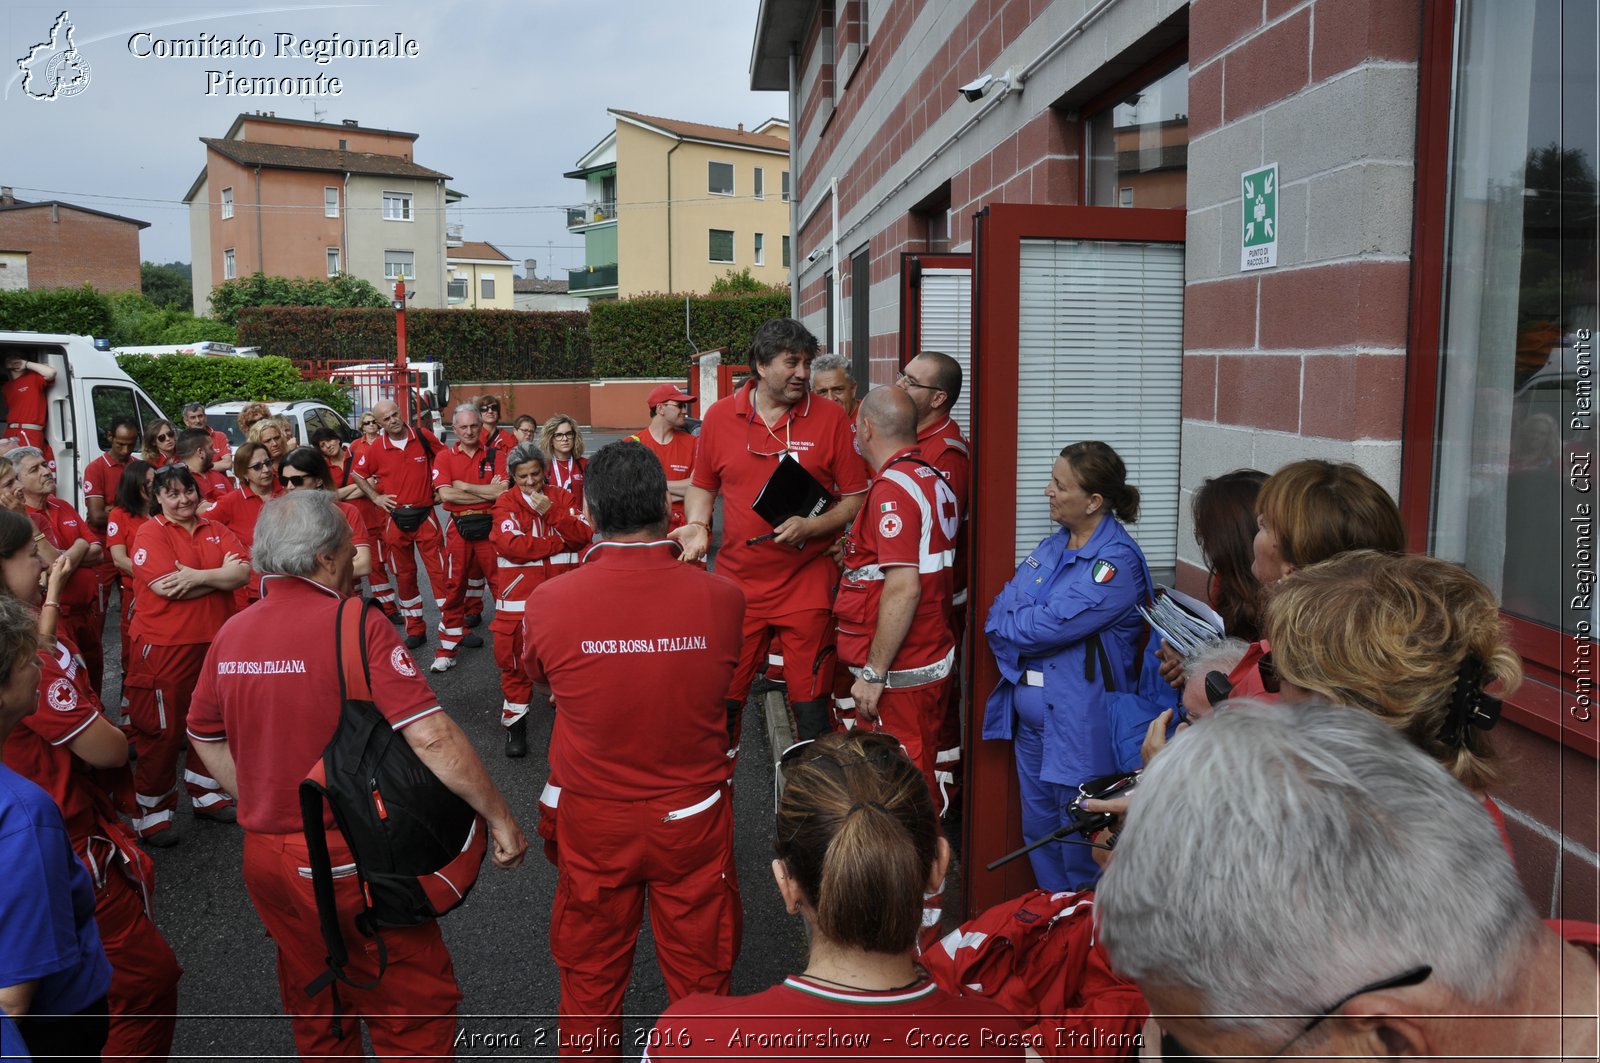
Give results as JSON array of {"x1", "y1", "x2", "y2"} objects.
[{"x1": 312, "y1": 100, "x2": 327, "y2": 122}]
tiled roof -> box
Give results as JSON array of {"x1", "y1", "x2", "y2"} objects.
[
  {"x1": 514, "y1": 277, "x2": 570, "y2": 294},
  {"x1": 609, "y1": 110, "x2": 790, "y2": 152},
  {"x1": 449, "y1": 241, "x2": 511, "y2": 262},
  {"x1": 199, "y1": 138, "x2": 451, "y2": 180},
  {"x1": 0, "y1": 197, "x2": 150, "y2": 229}
]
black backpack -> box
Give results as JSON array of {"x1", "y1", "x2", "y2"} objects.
[{"x1": 298, "y1": 595, "x2": 487, "y2": 1000}]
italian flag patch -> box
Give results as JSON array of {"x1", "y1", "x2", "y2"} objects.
[{"x1": 1091, "y1": 559, "x2": 1117, "y2": 584}]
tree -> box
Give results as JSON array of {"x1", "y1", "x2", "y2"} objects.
[
  {"x1": 140, "y1": 261, "x2": 191, "y2": 311},
  {"x1": 709, "y1": 267, "x2": 784, "y2": 295},
  {"x1": 208, "y1": 271, "x2": 389, "y2": 326}
]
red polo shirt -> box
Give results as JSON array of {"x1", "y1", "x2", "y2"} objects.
[
  {"x1": 546, "y1": 456, "x2": 586, "y2": 511},
  {"x1": 28, "y1": 497, "x2": 98, "y2": 608},
  {"x1": 129, "y1": 515, "x2": 244, "y2": 645},
  {"x1": 629, "y1": 427, "x2": 697, "y2": 522},
  {"x1": 481, "y1": 427, "x2": 515, "y2": 457},
  {"x1": 188, "y1": 576, "x2": 442, "y2": 834},
  {"x1": 692, "y1": 382, "x2": 869, "y2": 617},
  {"x1": 105, "y1": 507, "x2": 148, "y2": 574},
  {"x1": 2, "y1": 369, "x2": 49, "y2": 426},
  {"x1": 430, "y1": 442, "x2": 503, "y2": 515},
  {"x1": 338, "y1": 501, "x2": 371, "y2": 550},
  {"x1": 205, "y1": 427, "x2": 231, "y2": 465},
  {"x1": 522, "y1": 540, "x2": 745, "y2": 799},
  {"x1": 2, "y1": 640, "x2": 116, "y2": 844},
  {"x1": 196, "y1": 469, "x2": 231, "y2": 503},
  {"x1": 834, "y1": 450, "x2": 958, "y2": 671},
  {"x1": 353, "y1": 427, "x2": 442, "y2": 507},
  {"x1": 81, "y1": 453, "x2": 125, "y2": 506},
  {"x1": 205, "y1": 485, "x2": 279, "y2": 551},
  {"x1": 917, "y1": 416, "x2": 971, "y2": 511}
]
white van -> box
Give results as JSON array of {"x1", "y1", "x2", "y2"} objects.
[
  {"x1": 112, "y1": 340, "x2": 260, "y2": 357},
  {"x1": 0, "y1": 332, "x2": 170, "y2": 510}
]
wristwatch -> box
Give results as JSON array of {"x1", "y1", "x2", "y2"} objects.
[{"x1": 859, "y1": 665, "x2": 888, "y2": 685}]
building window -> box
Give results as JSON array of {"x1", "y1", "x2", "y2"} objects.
[
  {"x1": 754, "y1": 167, "x2": 765, "y2": 200},
  {"x1": 754, "y1": 233, "x2": 765, "y2": 266},
  {"x1": 709, "y1": 229, "x2": 735, "y2": 263},
  {"x1": 781, "y1": 171, "x2": 791, "y2": 202},
  {"x1": 382, "y1": 191, "x2": 413, "y2": 221},
  {"x1": 448, "y1": 276, "x2": 468, "y2": 302},
  {"x1": 708, "y1": 162, "x2": 734, "y2": 196},
  {"x1": 223, "y1": 248, "x2": 236, "y2": 280},
  {"x1": 782, "y1": 235, "x2": 791, "y2": 268},
  {"x1": 338, "y1": 138, "x2": 348, "y2": 150},
  {"x1": 1427, "y1": 0, "x2": 1598, "y2": 638},
  {"x1": 1087, "y1": 63, "x2": 1189, "y2": 209},
  {"x1": 324, "y1": 187, "x2": 339, "y2": 218},
  {"x1": 384, "y1": 250, "x2": 415, "y2": 280},
  {"x1": 220, "y1": 187, "x2": 233, "y2": 220},
  {"x1": 481, "y1": 275, "x2": 496, "y2": 300},
  {"x1": 326, "y1": 248, "x2": 340, "y2": 276}
]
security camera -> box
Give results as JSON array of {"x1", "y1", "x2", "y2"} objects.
[
  {"x1": 806, "y1": 249, "x2": 821, "y2": 264},
  {"x1": 958, "y1": 74, "x2": 995, "y2": 102}
]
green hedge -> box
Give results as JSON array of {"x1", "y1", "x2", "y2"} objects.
[
  {"x1": 0, "y1": 285, "x2": 114, "y2": 337},
  {"x1": 235, "y1": 307, "x2": 592, "y2": 381},
  {"x1": 588, "y1": 290, "x2": 792, "y2": 377},
  {"x1": 116, "y1": 354, "x2": 353, "y2": 418}
]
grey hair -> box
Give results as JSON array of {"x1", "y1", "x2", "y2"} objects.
[
  {"x1": 1095, "y1": 700, "x2": 1540, "y2": 1042},
  {"x1": 251, "y1": 491, "x2": 348, "y2": 577},
  {"x1": 7, "y1": 446, "x2": 43, "y2": 468},
  {"x1": 506, "y1": 442, "x2": 548, "y2": 474},
  {"x1": 1183, "y1": 638, "x2": 1251, "y2": 682},
  {"x1": 811, "y1": 352, "x2": 850, "y2": 376},
  {"x1": 452, "y1": 402, "x2": 481, "y2": 423}
]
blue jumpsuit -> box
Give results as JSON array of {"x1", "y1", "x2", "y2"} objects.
[{"x1": 983, "y1": 517, "x2": 1149, "y2": 890}]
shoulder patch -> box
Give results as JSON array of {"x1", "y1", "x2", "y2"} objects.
[
  {"x1": 133, "y1": 547, "x2": 147, "y2": 566},
  {"x1": 390, "y1": 645, "x2": 417, "y2": 678},
  {"x1": 46, "y1": 677, "x2": 77, "y2": 713},
  {"x1": 1091, "y1": 559, "x2": 1117, "y2": 584},
  {"x1": 879, "y1": 513, "x2": 903, "y2": 538},
  {"x1": 1025, "y1": 556, "x2": 1040, "y2": 569}
]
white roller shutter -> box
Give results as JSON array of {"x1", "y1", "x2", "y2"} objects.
[
  {"x1": 918, "y1": 267, "x2": 972, "y2": 432},
  {"x1": 1015, "y1": 238, "x2": 1184, "y2": 581}
]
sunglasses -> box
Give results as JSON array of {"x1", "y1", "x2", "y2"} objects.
[
  {"x1": 152, "y1": 465, "x2": 187, "y2": 483},
  {"x1": 247, "y1": 460, "x2": 273, "y2": 473},
  {"x1": 281, "y1": 473, "x2": 312, "y2": 487},
  {"x1": 155, "y1": 431, "x2": 175, "y2": 442}
]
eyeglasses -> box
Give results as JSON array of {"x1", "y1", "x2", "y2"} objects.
[
  {"x1": 247, "y1": 460, "x2": 273, "y2": 473},
  {"x1": 662, "y1": 402, "x2": 690, "y2": 412},
  {"x1": 281, "y1": 473, "x2": 312, "y2": 487},
  {"x1": 552, "y1": 430, "x2": 576, "y2": 440},
  {"x1": 895, "y1": 370, "x2": 944, "y2": 394}
]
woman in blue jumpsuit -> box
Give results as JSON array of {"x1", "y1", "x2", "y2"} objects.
[{"x1": 983, "y1": 441, "x2": 1149, "y2": 891}]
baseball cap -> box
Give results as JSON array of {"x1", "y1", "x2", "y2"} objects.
[{"x1": 647, "y1": 384, "x2": 695, "y2": 411}]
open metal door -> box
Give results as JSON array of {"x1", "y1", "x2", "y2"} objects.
[
  {"x1": 900, "y1": 253, "x2": 973, "y2": 432},
  {"x1": 963, "y1": 204, "x2": 1187, "y2": 914}
]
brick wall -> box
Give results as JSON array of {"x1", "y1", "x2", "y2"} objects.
[{"x1": 0, "y1": 205, "x2": 142, "y2": 292}]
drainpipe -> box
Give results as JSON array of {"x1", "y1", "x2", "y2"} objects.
[
  {"x1": 342, "y1": 172, "x2": 351, "y2": 277},
  {"x1": 665, "y1": 139, "x2": 684, "y2": 293},
  {"x1": 830, "y1": 176, "x2": 840, "y2": 357},
  {"x1": 788, "y1": 42, "x2": 800, "y2": 317},
  {"x1": 254, "y1": 166, "x2": 265, "y2": 274}
]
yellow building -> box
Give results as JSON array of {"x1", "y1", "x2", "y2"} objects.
[
  {"x1": 445, "y1": 240, "x2": 516, "y2": 310},
  {"x1": 565, "y1": 110, "x2": 792, "y2": 299}
]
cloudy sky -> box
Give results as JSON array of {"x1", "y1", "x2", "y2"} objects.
[{"x1": 1, "y1": 1, "x2": 785, "y2": 278}]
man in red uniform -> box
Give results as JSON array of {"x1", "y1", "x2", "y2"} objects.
[
  {"x1": 188, "y1": 491, "x2": 527, "y2": 1060},
  {"x1": 627, "y1": 384, "x2": 697, "y2": 525},
  {"x1": 429, "y1": 402, "x2": 503, "y2": 672},
  {"x1": 809, "y1": 352, "x2": 859, "y2": 417},
  {"x1": 82, "y1": 416, "x2": 139, "y2": 651},
  {"x1": 1, "y1": 351, "x2": 57, "y2": 460},
  {"x1": 897, "y1": 350, "x2": 970, "y2": 809},
  {"x1": 524, "y1": 440, "x2": 745, "y2": 1059},
  {"x1": 477, "y1": 395, "x2": 515, "y2": 459},
  {"x1": 177, "y1": 429, "x2": 231, "y2": 501},
  {"x1": 676, "y1": 318, "x2": 869, "y2": 746},
  {"x1": 834, "y1": 387, "x2": 958, "y2": 800},
  {"x1": 354, "y1": 398, "x2": 447, "y2": 650},
  {"x1": 16, "y1": 447, "x2": 106, "y2": 695},
  {"x1": 182, "y1": 402, "x2": 231, "y2": 470}
]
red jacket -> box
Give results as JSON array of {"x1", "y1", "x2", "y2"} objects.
[{"x1": 488, "y1": 484, "x2": 590, "y2": 628}]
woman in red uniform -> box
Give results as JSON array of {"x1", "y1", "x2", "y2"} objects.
[
  {"x1": 278, "y1": 446, "x2": 372, "y2": 578},
  {"x1": 106, "y1": 460, "x2": 155, "y2": 680},
  {"x1": 1, "y1": 353, "x2": 57, "y2": 459},
  {"x1": 488, "y1": 442, "x2": 590, "y2": 758},
  {"x1": 125, "y1": 464, "x2": 249, "y2": 845},
  {"x1": 0, "y1": 507, "x2": 184, "y2": 1059},
  {"x1": 139, "y1": 419, "x2": 178, "y2": 468},
  {"x1": 649, "y1": 731, "x2": 1025, "y2": 1061},
  {"x1": 207, "y1": 441, "x2": 283, "y2": 605},
  {"x1": 540, "y1": 413, "x2": 588, "y2": 512}
]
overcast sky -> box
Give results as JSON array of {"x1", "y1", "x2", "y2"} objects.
[{"x1": 1, "y1": 1, "x2": 785, "y2": 279}]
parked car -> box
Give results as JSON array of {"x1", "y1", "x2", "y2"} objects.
[
  {"x1": 205, "y1": 399, "x2": 356, "y2": 449},
  {"x1": 0, "y1": 332, "x2": 170, "y2": 512}
]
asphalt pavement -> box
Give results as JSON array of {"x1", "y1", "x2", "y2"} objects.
[{"x1": 102, "y1": 427, "x2": 812, "y2": 1060}]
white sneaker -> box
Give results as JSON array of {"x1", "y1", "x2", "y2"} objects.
[{"x1": 430, "y1": 656, "x2": 456, "y2": 673}]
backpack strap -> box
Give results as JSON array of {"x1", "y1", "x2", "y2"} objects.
[{"x1": 335, "y1": 594, "x2": 373, "y2": 702}]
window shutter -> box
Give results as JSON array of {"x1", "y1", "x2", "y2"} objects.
[
  {"x1": 1015, "y1": 239, "x2": 1185, "y2": 578},
  {"x1": 917, "y1": 267, "x2": 972, "y2": 433}
]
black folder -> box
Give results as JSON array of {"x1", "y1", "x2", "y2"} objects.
[{"x1": 752, "y1": 453, "x2": 834, "y2": 528}]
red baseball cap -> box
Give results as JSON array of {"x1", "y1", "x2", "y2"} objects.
[{"x1": 647, "y1": 384, "x2": 695, "y2": 411}]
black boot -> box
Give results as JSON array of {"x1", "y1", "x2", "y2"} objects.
[
  {"x1": 504, "y1": 717, "x2": 528, "y2": 758},
  {"x1": 790, "y1": 698, "x2": 831, "y2": 742}
]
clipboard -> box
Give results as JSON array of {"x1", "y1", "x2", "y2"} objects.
[{"x1": 752, "y1": 452, "x2": 834, "y2": 528}]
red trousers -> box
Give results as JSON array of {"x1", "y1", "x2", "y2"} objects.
[
  {"x1": 727, "y1": 607, "x2": 832, "y2": 702},
  {"x1": 243, "y1": 831, "x2": 462, "y2": 1059},
  {"x1": 491, "y1": 617, "x2": 532, "y2": 721},
  {"x1": 383, "y1": 512, "x2": 448, "y2": 638},
  {"x1": 124, "y1": 640, "x2": 232, "y2": 837},
  {"x1": 436, "y1": 526, "x2": 498, "y2": 659},
  {"x1": 859, "y1": 679, "x2": 949, "y2": 806},
  {"x1": 550, "y1": 786, "x2": 741, "y2": 1059},
  {"x1": 95, "y1": 863, "x2": 182, "y2": 1062}
]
